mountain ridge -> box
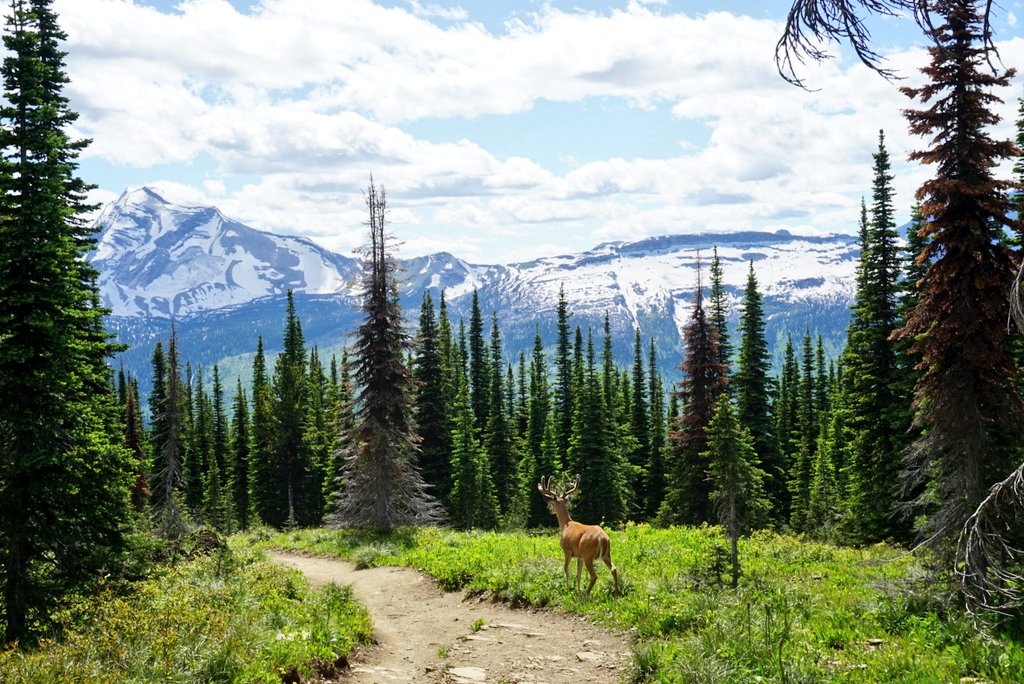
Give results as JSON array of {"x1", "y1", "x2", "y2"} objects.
[{"x1": 89, "y1": 187, "x2": 861, "y2": 395}]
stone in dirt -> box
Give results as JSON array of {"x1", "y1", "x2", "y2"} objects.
[{"x1": 447, "y1": 666, "x2": 487, "y2": 682}]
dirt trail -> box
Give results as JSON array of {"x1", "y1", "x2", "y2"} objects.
[{"x1": 269, "y1": 552, "x2": 630, "y2": 684}]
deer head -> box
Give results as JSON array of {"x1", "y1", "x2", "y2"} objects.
[{"x1": 537, "y1": 473, "x2": 579, "y2": 519}]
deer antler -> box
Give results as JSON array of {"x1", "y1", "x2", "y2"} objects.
[
  {"x1": 563, "y1": 473, "x2": 581, "y2": 499},
  {"x1": 538, "y1": 474, "x2": 581, "y2": 499},
  {"x1": 537, "y1": 476, "x2": 555, "y2": 498}
]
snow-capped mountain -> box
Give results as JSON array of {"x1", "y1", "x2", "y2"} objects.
[
  {"x1": 91, "y1": 187, "x2": 360, "y2": 317},
  {"x1": 90, "y1": 188, "x2": 861, "y2": 391}
]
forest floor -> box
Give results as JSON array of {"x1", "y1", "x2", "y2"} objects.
[{"x1": 269, "y1": 552, "x2": 631, "y2": 684}]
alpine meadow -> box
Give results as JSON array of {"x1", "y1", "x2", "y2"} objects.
[{"x1": 4, "y1": 0, "x2": 1024, "y2": 683}]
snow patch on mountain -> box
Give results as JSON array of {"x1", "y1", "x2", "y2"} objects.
[
  {"x1": 90, "y1": 188, "x2": 860, "y2": 343},
  {"x1": 91, "y1": 188, "x2": 358, "y2": 317}
]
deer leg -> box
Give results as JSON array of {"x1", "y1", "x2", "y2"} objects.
[
  {"x1": 584, "y1": 557, "x2": 598, "y2": 594},
  {"x1": 563, "y1": 552, "x2": 572, "y2": 588},
  {"x1": 575, "y1": 557, "x2": 583, "y2": 591},
  {"x1": 602, "y1": 550, "x2": 620, "y2": 596}
]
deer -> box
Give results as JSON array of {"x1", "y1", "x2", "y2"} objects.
[{"x1": 537, "y1": 474, "x2": 620, "y2": 596}]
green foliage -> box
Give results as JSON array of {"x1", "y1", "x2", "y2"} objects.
[
  {"x1": 735, "y1": 261, "x2": 783, "y2": 520},
  {"x1": 842, "y1": 131, "x2": 912, "y2": 544},
  {"x1": 0, "y1": 548, "x2": 371, "y2": 683},
  {"x1": 0, "y1": 0, "x2": 134, "y2": 642},
  {"x1": 256, "y1": 525, "x2": 1024, "y2": 683},
  {"x1": 663, "y1": 263, "x2": 729, "y2": 526},
  {"x1": 704, "y1": 395, "x2": 769, "y2": 587}
]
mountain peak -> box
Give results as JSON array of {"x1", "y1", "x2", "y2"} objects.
[{"x1": 117, "y1": 186, "x2": 170, "y2": 209}]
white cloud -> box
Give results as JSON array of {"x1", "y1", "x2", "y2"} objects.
[{"x1": 53, "y1": 0, "x2": 1024, "y2": 263}]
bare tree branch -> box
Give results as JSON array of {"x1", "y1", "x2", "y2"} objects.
[{"x1": 776, "y1": 0, "x2": 1005, "y2": 88}]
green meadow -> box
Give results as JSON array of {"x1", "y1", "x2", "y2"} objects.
[{"x1": 248, "y1": 524, "x2": 1024, "y2": 683}]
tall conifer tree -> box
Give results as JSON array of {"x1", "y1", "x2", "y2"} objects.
[
  {"x1": 663, "y1": 259, "x2": 729, "y2": 525},
  {"x1": 327, "y1": 179, "x2": 442, "y2": 530},
  {"x1": 525, "y1": 327, "x2": 555, "y2": 526},
  {"x1": 708, "y1": 246, "x2": 733, "y2": 370},
  {"x1": 897, "y1": 0, "x2": 1023, "y2": 549},
  {"x1": 629, "y1": 329, "x2": 650, "y2": 509},
  {"x1": 844, "y1": 131, "x2": 911, "y2": 542},
  {"x1": 189, "y1": 367, "x2": 212, "y2": 515},
  {"x1": 468, "y1": 290, "x2": 489, "y2": 435},
  {"x1": 414, "y1": 290, "x2": 451, "y2": 502},
  {"x1": 554, "y1": 285, "x2": 574, "y2": 462},
  {"x1": 273, "y1": 291, "x2": 309, "y2": 528},
  {"x1": 789, "y1": 331, "x2": 817, "y2": 531},
  {"x1": 706, "y1": 395, "x2": 768, "y2": 587},
  {"x1": 485, "y1": 315, "x2": 517, "y2": 518},
  {"x1": 229, "y1": 379, "x2": 251, "y2": 530},
  {"x1": 249, "y1": 336, "x2": 276, "y2": 527},
  {"x1": 645, "y1": 338, "x2": 667, "y2": 518},
  {"x1": 0, "y1": 1, "x2": 135, "y2": 638},
  {"x1": 735, "y1": 262, "x2": 782, "y2": 520}
]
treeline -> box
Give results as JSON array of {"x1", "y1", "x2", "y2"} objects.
[{"x1": 120, "y1": 132, "x2": 937, "y2": 544}]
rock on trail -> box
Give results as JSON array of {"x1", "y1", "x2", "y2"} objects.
[{"x1": 269, "y1": 552, "x2": 630, "y2": 683}]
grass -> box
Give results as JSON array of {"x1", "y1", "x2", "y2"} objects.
[
  {"x1": 243, "y1": 523, "x2": 1024, "y2": 683},
  {"x1": 0, "y1": 545, "x2": 371, "y2": 684}
]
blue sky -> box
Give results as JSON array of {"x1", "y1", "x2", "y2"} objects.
[{"x1": 55, "y1": 0, "x2": 1024, "y2": 263}]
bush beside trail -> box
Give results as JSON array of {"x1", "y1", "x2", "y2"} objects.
[{"x1": 0, "y1": 545, "x2": 371, "y2": 684}]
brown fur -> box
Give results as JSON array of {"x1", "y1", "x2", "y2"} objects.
[{"x1": 538, "y1": 475, "x2": 620, "y2": 595}]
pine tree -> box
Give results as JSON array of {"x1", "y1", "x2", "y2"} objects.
[
  {"x1": 327, "y1": 179, "x2": 442, "y2": 530},
  {"x1": 0, "y1": 1, "x2": 135, "y2": 639},
  {"x1": 413, "y1": 289, "x2": 451, "y2": 503},
  {"x1": 123, "y1": 376, "x2": 149, "y2": 513},
  {"x1": 203, "y1": 365, "x2": 231, "y2": 530},
  {"x1": 815, "y1": 337, "x2": 829, "y2": 418},
  {"x1": 323, "y1": 348, "x2": 355, "y2": 508},
  {"x1": 554, "y1": 285, "x2": 574, "y2": 462},
  {"x1": 708, "y1": 246, "x2": 733, "y2": 370},
  {"x1": 449, "y1": 349, "x2": 499, "y2": 529},
  {"x1": 896, "y1": 0, "x2": 1023, "y2": 550},
  {"x1": 150, "y1": 328, "x2": 188, "y2": 539},
  {"x1": 189, "y1": 367, "x2": 212, "y2": 515},
  {"x1": 645, "y1": 338, "x2": 667, "y2": 518},
  {"x1": 843, "y1": 131, "x2": 912, "y2": 542},
  {"x1": 303, "y1": 347, "x2": 332, "y2": 524},
  {"x1": 735, "y1": 261, "x2": 782, "y2": 521},
  {"x1": 809, "y1": 366, "x2": 849, "y2": 540},
  {"x1": 629, "y1": 329, "x2": 650, "y2": 510},
  {"x1": 148, "y1": 342, "x2": 169, "y2": 510},
  {"x1": 662, "y1": 259, "x2": 729, "y2": 525},
  {"x1": 705, "y1": 395, "x2": 768, "y2": 587},
  {"x1": 569, "y1": 329, "x2": 625, "y2": 525},
  {"x1": 789, "y1": 331, "x2": 817, "y2": 531},
  {"x1": 485, "y1": 315, "x2": 517, "y2": 519},
  {"x1": 775, "y1": 335, "x2": 799, "y2": 471},
  {"x1": 273, "y1": 291, "x2": 309, "y2": 528},
  {"x1": 249, "y1": 336, "x2": 275, "y2": 527},
  {"x1": 468, "y1": 290, "x2": 489, "y2": 435},
  {"x1": 516, "y1": 351, "x2": 529, "y2": 437},
  {"x1": 526, "y1": 327, "x2": 555, "y2": 526},
  {"x1": 229, "y1": 379, "x2": 251, "y2": 530}
]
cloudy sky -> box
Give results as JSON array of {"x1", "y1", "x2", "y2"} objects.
[{"x1": 55, "y1": 0, "x2": 1024, "y2": 263}]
